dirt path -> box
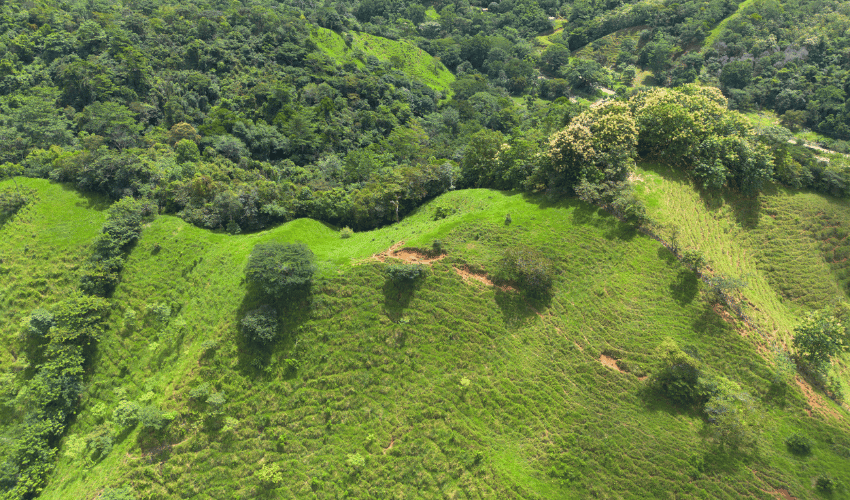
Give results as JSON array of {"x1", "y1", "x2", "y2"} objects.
[{"x1": 370, "y1": 241, "x2": 446, "y2": 264}]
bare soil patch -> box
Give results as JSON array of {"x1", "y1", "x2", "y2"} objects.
[
  {"x1": 796, "y1": 376, "x2": 842, "y2": 421},
  {"x1": 600, "y1": 354, "x2": 625, "y2": 373},
  {"x1": 453, "y1": 266, "x2": 515, "y2": 291},
  {"x1": 370, "y1": 241, "x2": 446, "y2": 264},
  {"x1": 762, "y1": 488, "x2": 796, "y2": 500}
]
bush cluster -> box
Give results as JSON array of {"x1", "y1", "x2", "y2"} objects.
[
  {"x1": 80, "y1": 197, "x2": 152, "y2": 296},
  {"x1": 245, "y1": 242, "x2": 317, "y2": 300},
  {"x1": 386, "y1": 264, "x2": 426, "y2": 284},
  {"x1": 495, "y1": 246, "x2": 555, "y2": 297}
]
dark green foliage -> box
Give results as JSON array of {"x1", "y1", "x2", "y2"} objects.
[
  {"x1": 113, "y1": 400, "x2": 140, "y2": 428},
  {"x1": 816, "y1": 474, "x2": 835, "y2": 493},
  {"x1": 86, "y1": 428, "x2": 113, "y2": 461},
  {"x1": 26, "y1": 309, "x2": 55, "y2": 339},
  {"x1": 0, "y1": 186, "x2": 34, "y2": 223},
  {"x1": 81, "y1": 197, "x2": 153, "y2": 296},
  {"x1": 137, "y1": 405, "x2": 166, "y2": 430},
  {"x1": 495, "y1": 246, "x2": 554, "y2": 297},
  {"x1": 245, "y1": 243, "x2": 316, "y2": 300},
  {"x1": 653, "y1": 338, "x2": 704, "y2": 406},
  {"x1": 785, "y1": 433, "x2": 812, "y2": 455},
  {"x1": 386, "y1": 264, "x2": 426, "y2": 284},
  {"x1": 241, "y1": 306, "x2": 279, "y2": 344}
]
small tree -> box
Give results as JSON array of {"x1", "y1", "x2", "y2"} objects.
[
  {"x1": 495, "y1": 246, "x2": 555, "y2": 297},
  {"x1": 704, "y1": 377, "x2": 760, "y2": 451},
  {"x1": 245, "y1": 242, "x2": 317, "y2": 300},
  {"x1": 792, "y1": 311, "x2": 847, "y2": 372},
  {"x1": 653, "y1": 338, "x2": 703, "y2": 406},
  {"x1": 386, "y1": 264, "x2": 425, "y2": 285}
]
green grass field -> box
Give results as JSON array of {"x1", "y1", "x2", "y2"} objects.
[
  {"x1": 310, "y1": 26, "x2": 455, "y2": 96},
  {"x1": 0, "y1": 179, "x2": 829, "y2": 499}
]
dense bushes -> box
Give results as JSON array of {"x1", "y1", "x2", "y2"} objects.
[
  {"x1": 792, "y1": 311, "x2": 847, "y2": 372},
  {"x1": 80, "y1": 197, "x2": 153, "y2": 296},
  {"x1": 0, "y1": 186, "x2": 35, "y2": 224},
  {"x1": 241, "y1": 306, "x2": 280, "y2": 344},
  {"x1": 386, "y1": 264, "x2": 426, "y2": 284},
  {"x1": 653, "y1": 338, "x2": 761, "y2": 451},
  {"x1": 245, "y1": 242, "x2": 317, "y2": 300}
]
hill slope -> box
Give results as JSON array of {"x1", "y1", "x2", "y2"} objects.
[
  {"x1": 0, "y1": 181, "x2": 847, "y2": 499},
  {"x1": 8, "y1": 186, "x2": 836, "y2": 498}
]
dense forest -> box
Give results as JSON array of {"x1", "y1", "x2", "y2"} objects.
[
  {"x1": 1, "y1": 0, "x2": 849, "y2": 235},
  {"x1": 2, "y1": 0, "x2": 850, "y2": 498}
]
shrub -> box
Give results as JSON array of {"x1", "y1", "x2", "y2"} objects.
[
  {"x1": 495, "y1": 246, "x2": 555, "y2": 297},
  {"x1": 86, "y1": 428, "x2": 113, "y2": 461},
  {"x1": 703, "y1": 377, "x2": 760, "y2": 451},
  {"x1": 241, "y1": 306, "x2": 279, "y2": 344},
  {"x1": 26, "y1": 308, "x2": 55, "y2": 338},
  {"x1": 189, "y1": 382, "x2": 212, "y2": 400},
  {"x1": 792, "y1": 311, "x2": 847, "y2": 372},
  {"x1": 340, "y1": 226, "x2": 354, "y2": 239},
  {"x1": 386, "y1": 264, "x2": 425, "y2": 284},
  {"x1": 785, "y1": 433, "x2": 812, "y2": 455},
  {"x1": 257, "y1": 463, "x2": 283, "y2": 485},
  {"x1": 653, "y1": 338, "x2": 703, "y2": 406},
  {"x1": 816, "y1": 474, "x2": 835, "y2": 493},
  {"x1": 113, "y1": 400, "x2": 139, "y2": 427},
  {"x1": 138, "y1": 404, "x2": 166, "y2": 430},
  {"x1": 245, "y1": 242, "x2": 317, "y2": 299},
  {"x1": 206, "y1": 392, "x2": 226, "y2": 415},
  {"x1": 346, "y1": 452, "x2": 365, "y2": 468},
  {"x1": 0, "y1": 186, "x2": 34, "y2": 222}
]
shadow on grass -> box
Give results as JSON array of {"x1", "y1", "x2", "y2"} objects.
[
  {"x1": 670, "y1": 269, "x2": 699, "y2": 305},
  {"x1": 233, "y1": 284, "x2": 312, "y2": 378},
  {"x1": 493, "y1": 287, "x2": 552, "y2": 326},
  {"x1": 518, "y1": 192, "x2": 639, "y2": 240},
  {"x1": 57, "y1": 182, "x2": 111, "y2": 211},
  {"x1": 382, "y1": 277, "x2": 426, "y2": 322}
]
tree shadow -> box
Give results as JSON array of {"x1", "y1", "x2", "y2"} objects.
[
  {"x1": 657, "y1": 245, "x2": 678, "y2": 265},
  {"x1": 494, "y1": 288, "x2": 538, "y2": 326},
  {"x1": 692, "y1": 303, "x2": 735, "y2": 337},
  {"x1": 382, "y1": 277, "x2": 425, "y2": 322},
  {"x1": 670, "y1": 269, "x2": 699, "y2": 305},
  {"x1": 233, "y1": 284, "x2": 312, "y2": 378},
  {"x1": 729, "y1": 195, "x2": 761, "y2": 230},
  {"x1": 58, "y1": 182, "x2": 111, "y2": 211}
]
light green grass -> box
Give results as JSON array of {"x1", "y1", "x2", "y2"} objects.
[
  {"x1": 0, "y1": 178, "x2": 109, "y2": 473},
  {"x1": 703, "y1": 0, "x2": 757, "y2": 49},
  {"x1": 310, "y1": 26, "x2": 455, "y2": 96},
  {"x1": 28, "y1": 184, "x2": 848, "y2": 500}
]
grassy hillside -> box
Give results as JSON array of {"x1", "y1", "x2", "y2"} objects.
[
  {"x1": 632, "y1": 161, "x2": 850, "y2": 404},
  {"x1": 310, "y1": 26, "x2": 455, "y2": 96},
  {"x1": 0, "y1": 178, "x2": 109, "y2": 457},
  {"x1": 1, "y1": 181, "x2": 834, "y2": 499}
]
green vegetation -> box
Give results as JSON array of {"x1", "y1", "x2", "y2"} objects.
[
  {"x1": 0, "y1": 180, "x2": 840, "y2": 499},
  {"x1": 1, "y1": 0, "x2": 850, "y2": 498},
  {"x1": 244, "y1": 242, "x2": 317, "y2": 300}
]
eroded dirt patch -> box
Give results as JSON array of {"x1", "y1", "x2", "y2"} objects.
[
  {"x1": 370, "y1": 241, "x2": 446, "y2": 264},
  {"x1": 796, "y1": 376, "x2": 842, "y2": 421},
  {"x1": 600, "y1": 354, "x2": 625, "y2": 373},
  {"x1": 453, "y1": 266, "x2": 516, "y2": 291}
]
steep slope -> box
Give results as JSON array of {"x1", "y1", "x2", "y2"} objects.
[
  {"x1": 1, "y1": 182, "x2": 845, "y2": 499},
  {"x1": 0, "y1": 178, "x2": 109, "y2": 468}
]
